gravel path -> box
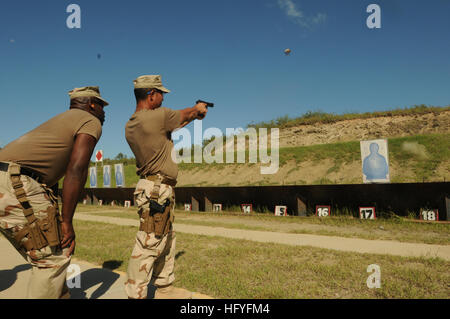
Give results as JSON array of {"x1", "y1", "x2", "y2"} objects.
[{"x1": 74, "y1": 214, "x2": 450, "y2": 260}]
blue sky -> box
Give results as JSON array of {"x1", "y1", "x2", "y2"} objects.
[{"x1": 1, "y1": 0, "x2": 449, "y2": 159}]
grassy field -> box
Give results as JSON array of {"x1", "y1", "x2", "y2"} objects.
[
  {"x1": 63, "y1": 105, "x2": 449, "y2": 188},
  {"x1": 73, "y1": 218, "x2": 450, "y2": 298},
  {"x1": 77, "y1": 133, "x2": 449, "y2": 187},
  {"x1": 75, "y1": 205, "x2": 450, "y2": 245}
]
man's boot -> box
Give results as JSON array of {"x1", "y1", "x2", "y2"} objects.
[{"x1": 154, "y1": 284, "x2": 193, "y2": 299}]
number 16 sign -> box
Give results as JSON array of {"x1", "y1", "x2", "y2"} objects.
[{"x1": 316, "y1": 205, "x2": 331, "y2": 217}]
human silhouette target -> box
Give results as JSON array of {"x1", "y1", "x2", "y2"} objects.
[{"x1": 360, "y1": 140, "x2": 390, "y2": 183}]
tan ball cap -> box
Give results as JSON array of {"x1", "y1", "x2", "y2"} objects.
[
  {"x1": 68, "y1": 86, "x2": 109, "y2": 106},
  {"x1": 133, "y1": 75, "x2": 171, "y2": 93}
]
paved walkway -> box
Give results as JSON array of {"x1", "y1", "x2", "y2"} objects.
[
  {"x1": 0, "y1": 237, "x2": 127, "y2": 299},
  {"x1": 1, "y1": 213, "x2": 449, "y2": 299},
  {"x1": 0, "y1": 237, "x2": 213, "y2": 299}
]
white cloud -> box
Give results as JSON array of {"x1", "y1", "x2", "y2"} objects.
[
  {"x1": 277, "y1": 0, "x2": 326, "y2": 28},
  {"x1": 311, "y1": 12, "x2": 327, "y2": 25}
]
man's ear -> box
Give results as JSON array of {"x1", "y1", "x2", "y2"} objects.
[
  {"x1": 147, "y1": 91, "x2": 153, "y2": 102},
  {"x1": 88, "y1": 97, "x2": 95, "y2": 109}
]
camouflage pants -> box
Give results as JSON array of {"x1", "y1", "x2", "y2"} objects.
[
  {"x1": 0, "y1": 165, "x2": 71, "y2": 299},
  {"x1": 124, "y1": 178, "x2": 176, "y2": 299}
]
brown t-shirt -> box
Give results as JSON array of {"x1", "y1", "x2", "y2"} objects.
[
  {"x1": 0, "y1": 109, "x2": 102, "y2": 186},
  {"x1": 125, "y1": 107, "x2": 181, "y2": 181}
]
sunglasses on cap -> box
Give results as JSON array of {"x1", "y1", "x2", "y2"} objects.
[{"x1": 147, "y1": 89, "x2": 164, "y2": 95}]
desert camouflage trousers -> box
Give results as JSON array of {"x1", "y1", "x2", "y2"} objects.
[
  {"x1": 124, "y1": 178, "x2": 176, "y2": 299},
  {"x1": 0, "y1": 164, "x2": 71, "y2": 299}
]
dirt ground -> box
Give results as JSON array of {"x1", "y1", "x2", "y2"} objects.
[
  {"x1": 177, "y1": 157, "x2": 449, "y2": 186},
  {"x1": 72, "y1": 211, "x2": 450, "y2": 260},
  {"x1": 173, "y1": 212, "x2": 449, "y2": 245},
  {"x1": 278, "y1": 110, "x2": 450, "y2": 148},
  {"x1": 177, "y1": 111, "x2": 450, "y2": 186}
]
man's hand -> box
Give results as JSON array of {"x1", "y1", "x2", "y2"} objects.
[
  {"x1": 194, "y1": 102, "x2": 208, "y2": 120},
  {"x1": 179, "y1": 102, "x2": 209, "y2": 128},
  {"x1": 61, "y1": 221, "x2": 76, "y2": 256}
]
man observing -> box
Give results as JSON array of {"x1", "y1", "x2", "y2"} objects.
[{"x1": 0, "y1": 86, "x2": 108, "y2": 298}]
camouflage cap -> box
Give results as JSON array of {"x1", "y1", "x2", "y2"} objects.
[
  {"x1": 68, "y1": 86, "x2": 109, "y2": 106},
  {"x1": 133, "y1": 75, "x2": 171, "y2": 93}
]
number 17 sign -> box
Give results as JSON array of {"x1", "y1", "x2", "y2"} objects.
[{"x1": 359, "y1": 207, "x2": 376, "y2": 219}]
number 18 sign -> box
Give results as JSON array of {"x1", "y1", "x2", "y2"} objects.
[{"x1": 420, "y1": 209, "x2": 439, "y2": 221}]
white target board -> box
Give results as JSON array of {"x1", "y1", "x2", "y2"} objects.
[
  {"x1": 82, "y1": 199, "x2": 87, "y2": 205},
  {"x1": 360, "y1": 139, "x2": 390, "y2": 183},
  {"x1": 420, "y1": 209, "x2": 439, "y2": 221},
  {"x1": 275, "y1": 205, "x2": 287, "y2": 216},
  {"x1": 359, "y1": 207, "x2": 376, "y2": 219},
  {"x1": 213, "y1": 204, "x2": 222, "y2": 212},
  {"x1": 316, "y1": 205, "x2": 331, "y2": 217},
  {"x1": 89, "y1": 166, "x2": 97, "y2": 188},
  {"x1": 98, "y1": 200, "x2": 103, "y2": 206},
  {"x1": 124, "y1": 200, "x2": 131, "y2": 208},
  {"x1": 184, "y1": 204, "x2": 192, "y2": 211},
  {"x1": 241, "y1": 204, "x2": 252, "y2": 214}
]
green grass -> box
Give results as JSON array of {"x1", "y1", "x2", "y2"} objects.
[
  {"x1": 73, "y1": 220, "x2": 136, "y2": 272},
  {"x1": 62, "y1": 105, "x2": 449, "y2": 188},
  {"x1": 67, "y1": 132, "x2": 449, "y2": 188},
  {"x1": 142, "y1": 133, "x2": 450, "y2": 185},
  {"x1": 75, "y1": 205, "x2": 450, "y2": 245},
  {"x1": 72, "y1": 219, "x2": 450, "y2": 298}
]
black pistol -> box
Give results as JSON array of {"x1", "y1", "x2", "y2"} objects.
[{"x1": 196, "y1": 100, "x2": 214, "y2": 108}]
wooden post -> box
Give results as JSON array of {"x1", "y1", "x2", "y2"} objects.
[
  {"x1": 297, "y1": 197, "x2": 307, "y2": 216},
  {"x1": 191, "y1": 196, "x2": 199, "y2": 212},
  {"x1": 205, "y1": 196, "x2": 212, "y2": 212},
  {"x1": 446, "y1": 196, "x2": 450, "y2": 221}
]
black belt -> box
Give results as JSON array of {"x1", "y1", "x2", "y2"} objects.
[{"x1": 0, "y1": 162, "x2": 43, "y2": 183}]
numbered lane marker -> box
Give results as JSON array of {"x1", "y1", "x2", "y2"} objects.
[
  {"x1": 420, "y1": 209, "x2": 439, "y2": 221},
  {"x1": 359, "y1": 207, "x2": 376, "y2": 219},
  {"x1": 241, "y1": 204, "x2": 252, "y2": 214},
  {"x1": 316, "y1": 205, "x2": 331, "y2": 217},
  {"x1": 275, "y1": 205, "x2": 287, "y2": 216}
]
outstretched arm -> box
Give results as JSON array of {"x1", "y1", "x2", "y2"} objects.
[
  {"x1": 178, "y1": 102, "x2": 208, "y2": 128},
  {"x1": 60, "y1": 133, "x2": 97, "y2": 256}
]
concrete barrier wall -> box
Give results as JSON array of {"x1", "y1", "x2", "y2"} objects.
[{"x1": 74, "y1": 182, "x2": 450, "y2": 220}]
